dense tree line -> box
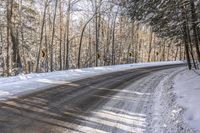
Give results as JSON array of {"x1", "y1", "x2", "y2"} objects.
[
  {"x1": 126, "y1": 0, "x2": 200, "y2": 69},
  {"x1": 0, "y1": 0, "x2": 185, "y2": 76}
]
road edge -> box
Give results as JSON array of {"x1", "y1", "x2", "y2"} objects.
[{"x1": 148, "y1": 67, "x2": 196, "y2": 133}]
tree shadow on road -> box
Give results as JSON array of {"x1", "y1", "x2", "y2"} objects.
[{"x1": 0, "y1": 69, "x2": 150, "y2": 133}]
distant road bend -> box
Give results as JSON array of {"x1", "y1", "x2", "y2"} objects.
[{"x1": 0, "y1": 64, "x2": 184, "y2": 133}]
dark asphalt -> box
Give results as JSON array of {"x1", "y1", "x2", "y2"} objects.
[{"x1": 0, "y1": 64, "x2": 184, "y2": 133}]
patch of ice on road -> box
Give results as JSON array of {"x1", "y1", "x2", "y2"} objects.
[
  {"x1": 0, "y1": 61, "x2": 184, "y2": 101},
  {"x1": 174, "y1": 69, "x2": 200, "y2": 132}
]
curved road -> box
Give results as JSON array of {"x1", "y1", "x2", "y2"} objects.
[{"x1": 0, "y1": 65, "x2": 184, "y2": 133}]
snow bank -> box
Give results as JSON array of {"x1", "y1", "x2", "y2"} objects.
[
  {"x1": 0, "y1": 61, "x2": 183, "y2": 101},
  {"x1": 174, "y1": 69, "x2": 200, "y2": 132},
  {"x1": 149, "y1": 68, "x2": 195, "y2": 133}
]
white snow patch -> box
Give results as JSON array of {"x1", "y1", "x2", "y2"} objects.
[
  {"x1": 149, "y1": 67, "x2": 195, "y2": 133},
  {"x1": 0, "y1": 90, "x2": 10, "y2": 97},
  {"x1": 174, "y1": 69, "x2": 200, "y2": 132},
  {"x1": 0, "y1": 61, "x2": 184, "y2": 101}
]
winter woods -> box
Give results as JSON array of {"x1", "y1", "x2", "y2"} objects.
[
  {"x1": 0, "y1": 0, "x2": 196, "y2": 76},
  {"x1": 126, "y1": 0, "x2": 200, "y2": 69}
]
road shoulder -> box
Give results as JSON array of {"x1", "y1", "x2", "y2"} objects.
[
  {"x1": 147, "y1": 67, "x2": 196, "y2": 133},
  {"x1": 174, "y1": 69, "x2": 200, "y2": 132}
]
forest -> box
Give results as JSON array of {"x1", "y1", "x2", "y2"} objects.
[{"x1": 0, "y1": 0, "x2": 200, "y2": 76}]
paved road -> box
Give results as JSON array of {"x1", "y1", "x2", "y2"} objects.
[{"x1": 0, "y1": 65, "x2": 184, "y2": 133}]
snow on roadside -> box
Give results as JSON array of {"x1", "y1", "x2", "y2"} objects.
[
  {"x1": 0, "y1": 61, "x2": 183, "y2": 101},
  {"x1": 149, "y1": 67, "x2": 195, "y2": 133},
  {"x1": 174, "y1": 69, "x2": 200, "y2": 132}
]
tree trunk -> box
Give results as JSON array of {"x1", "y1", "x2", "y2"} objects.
[
  {"x1": 111, "y1": 8, "x2": 118, "y2": 65},
  {"x1": 6, "y1": 0, "x2": 14, "y2": 76},
  {"x1": 190, "y1": 0, "x2": 200, "y2": 62},
  {"x1": 50, "y1": 0, "x2": 58, "y2": 72},
  {"x1": 78, "y1": 14, "x2": 96, "y2": 68},
  {"x1": 63, "y1": 0, "x2": 71, "y2": 70},
  {"x1": 59, "y1": 0, "x2": 63, "y2": 70},
  {"x1": 147, "y1": 30, "x2": 153, "y2": 62},
  {"x1": 36, "y1": 0, "x2": 48, "y2": 72},
  {"x1": 182, "y1": 8, "x2": 192, "y2": 69}
]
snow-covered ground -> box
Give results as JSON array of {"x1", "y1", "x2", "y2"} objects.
[
  {"x1": 174, "y1": 69, "x2": 200, "y2": 132},
  {"x1": 0, "y1": 61, "x2": 183, "y2": 101},
  {"x1": 148, "y1": 67, "x2": 195, "y2": 133}
]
